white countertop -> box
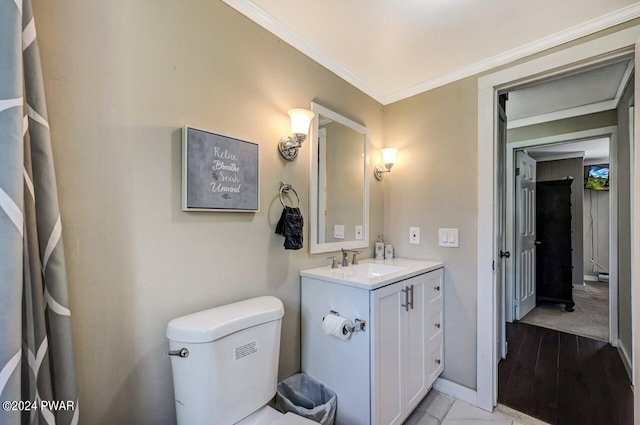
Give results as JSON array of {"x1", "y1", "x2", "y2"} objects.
[{"x1": 300, "y1": 258, "x2": 444, "y2": 290}]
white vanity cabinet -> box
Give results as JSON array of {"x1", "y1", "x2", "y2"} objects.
[
  {"x1": 372, "y1": 270, "x2": 444, "y2": 425},
  {"x1": 300, "y1": 259, "x2": 444, "y2": 425}
]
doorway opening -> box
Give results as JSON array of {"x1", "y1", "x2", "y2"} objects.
[
  {"x1": 504, "y1": 125, "x2": 619, "y2": 337},
  {"x1": 515, "y1": 139, "x2": 612, "y2": 342},
  {"x1": 495, "y1": 56, "x2": 634, "y2": 425},
  {"x1": 475, "y1": 25, "x2": 640, "y2": 425}
]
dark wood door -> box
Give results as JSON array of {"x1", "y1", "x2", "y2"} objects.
[{"x1": 535, "y1": 179, "x2": 575, "y2": 311}]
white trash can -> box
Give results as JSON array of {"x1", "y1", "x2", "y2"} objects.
[{"x1": 276, "y1": 373, "x2": 337, "y2": 425}]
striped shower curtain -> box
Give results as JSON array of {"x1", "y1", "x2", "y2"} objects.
[{"x1": 0, "y1": 1, "x2": 79, "y2": 424}]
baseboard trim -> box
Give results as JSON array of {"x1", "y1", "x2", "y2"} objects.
[
  {"x1": 584, "y1": 275, "x2": 598, "y2": 282},
  {"x1": 573, "y1": 283, "x2": 587, "y2": 291},
  {"x1": 433, "y1": 378, "x2": 478, "y2": 407},
  {"x1": 617, "y1": 340, "x2": 633, "y2": 380}
]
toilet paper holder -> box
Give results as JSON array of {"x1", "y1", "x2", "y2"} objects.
[{"x1": 323, "y1": 310, "x2": 366, "y2": 333}]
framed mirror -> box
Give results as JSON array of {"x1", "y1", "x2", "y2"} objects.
[{"x1": 309, "y1": 102, "x2": 370, "y2": 254}]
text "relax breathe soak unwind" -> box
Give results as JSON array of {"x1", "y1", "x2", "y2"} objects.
[{"x1": 210, "y1": 147, "x2": 242, "y2": 194}]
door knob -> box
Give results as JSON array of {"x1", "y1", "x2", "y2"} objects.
[
  {"x1": 534, "y1": 240, "x2": 542, "y2": 245},
  {"x1": 499, "y1": 251, "x2": 511, "y2": 258}
]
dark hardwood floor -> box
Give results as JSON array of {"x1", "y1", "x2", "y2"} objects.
[{"x1": 498, "y1": 322, "x2": 633, "y2": 425}]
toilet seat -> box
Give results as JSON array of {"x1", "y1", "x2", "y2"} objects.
[{"x1": 272, "y1": 412, "x2": 318, "y2": 425}]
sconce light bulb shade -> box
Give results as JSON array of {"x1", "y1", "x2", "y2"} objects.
[
  {"x1": 381, "y1": 148, "x2": 398, "y2": 165},
  {"x1": 279, "y1": 108, "x2": 314, "y2": 161},
  {"x1": 374, "y1": 148, "x2": 398, "y2": 180},
  {"x1": 288, "y1": 108, "x2": 315, "y2": 136}
]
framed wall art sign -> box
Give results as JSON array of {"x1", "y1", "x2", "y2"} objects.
[{"x1": 182, "y1": 126, "x2": 259, "y2": 212}]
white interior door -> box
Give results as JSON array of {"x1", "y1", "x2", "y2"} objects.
[
  {"x1": 515, "y1": 151, "x2": 537, "y2": 320},
  {"x1": 497, "y1": 100, "x2": 508, "y2": 362}
]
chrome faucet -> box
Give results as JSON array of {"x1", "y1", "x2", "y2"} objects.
[
  {"x1": 327, "y1": 256, "x2": 338, "y2": 269},
  {"x1": 341, "y1": 249, "x2": 350, "y2": 267},
  {"x1": 341, "y1": 249, "x2": 363, "y2": 266},
  {"x1": 350, "y1": 250, "x2": 363, "y2": 265}
]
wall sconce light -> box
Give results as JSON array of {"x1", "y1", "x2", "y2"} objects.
[
  {"x1": 279, "y1": 108, "x2": 315, "y2": 161},
  {"x1": 374, "y1": 148, "x2": 398, "y2": 180}
]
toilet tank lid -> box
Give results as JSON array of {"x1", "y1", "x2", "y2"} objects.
[{"x1": 166, "y1": 296, "x2": 284, "y2": 343}]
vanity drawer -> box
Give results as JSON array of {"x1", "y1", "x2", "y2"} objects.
[
  {"x1": 428, "y1": 337, "x2": 444, "y2": 386},
  {"x1": 427, "y1": 268, "x2": 443, "y2": 306},
  {"x1": 427, "y1": 304, "x2": 443, "y2": 341}
]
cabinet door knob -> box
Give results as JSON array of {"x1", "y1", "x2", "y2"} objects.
[
  {"x1": 435, "y1": 323, "x2": 441, "y2": 328},
  {"x1": 435, "y1": 286, "x2": 440, "y2": 291},
  {"x1": 435, "y1": 359, "x2": 441, "y2": 365}
]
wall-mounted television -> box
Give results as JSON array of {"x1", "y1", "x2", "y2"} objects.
[{"x1": 584, "y1": 165, "x2": 609, "y2": 191}]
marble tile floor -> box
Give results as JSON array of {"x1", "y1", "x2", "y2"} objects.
[{"x1": 403, "y1": 391, "x2": 550, "y2": 425}]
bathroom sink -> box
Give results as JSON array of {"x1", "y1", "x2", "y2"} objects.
[
  {"x1": 331, "y1": 263, "x2": 405, "y2": 279},
  {"x1": 301, "y1": 258, "x2": 444, "y2": 290},
  {"x1": 351, "y1": 263, "x2": 406, "y2": 278}
]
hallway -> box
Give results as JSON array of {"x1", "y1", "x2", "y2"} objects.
[
  {"x1": 520, "y1": 282, "x2": 609, "y2": 342},
  {"x1": 498, "y1": 322, "x2": 632, "y2": 425}
]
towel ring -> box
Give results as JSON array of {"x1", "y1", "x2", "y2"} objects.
[{"x1": 279, "y1": 182, "x2": 300, "y2": 208}]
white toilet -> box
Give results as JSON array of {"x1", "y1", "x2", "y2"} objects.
[{"x1": 166, "y1": 296, "x2": 315, "y2": 425}]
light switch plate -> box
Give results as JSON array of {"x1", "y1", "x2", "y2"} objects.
[
  {"x1": 409, "y1": 227, "x2": 420, "y2": 244},
  {"x1": 355, "y1": 225, "x2": 363, "y2": 240},
  {"x1": 334, "y1": 225, "x2": 345, "y2": 239},
  {"x1": 439, "y1": 228, "x2": 459, "y2": 247}
]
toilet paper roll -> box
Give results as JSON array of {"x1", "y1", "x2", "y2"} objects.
[{"x1": 322, "y1": 314, "x2": 353, "y2": 340}]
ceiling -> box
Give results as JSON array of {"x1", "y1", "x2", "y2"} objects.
[
  {"x1": 506, "y1": 58, "x2": 634, "y2": 128},
  {"x1": 527, "y1": 138, "x2": 610, "y2": 162},
  {"x1": 507, "y1": 45, "x2": 624, "y2": 165},
  {"x1": 223, "y1": 0, "x2": 640, "y2": 104}
]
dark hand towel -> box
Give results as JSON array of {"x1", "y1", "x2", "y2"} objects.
[{"x1": 275, "y1": 207, "x2": 304, "y2": 250}]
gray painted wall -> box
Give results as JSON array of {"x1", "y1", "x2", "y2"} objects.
[
  {"x1": 537, "y1": 158, "x2": 585, "y2": 291},
  {"x1": 32, "y1": 0, "x2": 640, "y2": 412},
  {"x1": 583, "y1": 189, "x2": 610, "y2": 277},
  {"x1": 383, "y1": 77, "x2": 480, "y2": 389},
  {"x1": 33, "y1": 1, "x2": 384, "y2": 423}
]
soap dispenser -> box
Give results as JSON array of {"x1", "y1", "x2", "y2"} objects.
[{"x1": 375, "y1": 235, "x2": 385, "y2": 260}]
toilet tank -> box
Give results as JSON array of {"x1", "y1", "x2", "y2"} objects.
[{"x1": 166, "y1": 296, "x2": 285, "y2": 425}]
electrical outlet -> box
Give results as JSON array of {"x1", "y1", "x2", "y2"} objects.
[
  {"x1": 355, "y1": 225, "x2": 363, "y2": 240},
  {"x1": 334, "y1": 224, "x2": 345, "y2": 239},
  {"x1": 409, "y1": 227, "x2": 420, "y2": 244}
]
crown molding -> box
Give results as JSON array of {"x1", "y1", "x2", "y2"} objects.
[
  {"x1": 223, "y1": 1, "x2": 640, "y2": 105},
  {"x1": 222, "y1": 0, "x2": 388, "y2": 104},
  {"x1": 386, "y1": 3, "x2": 640, "y2": 104}
]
